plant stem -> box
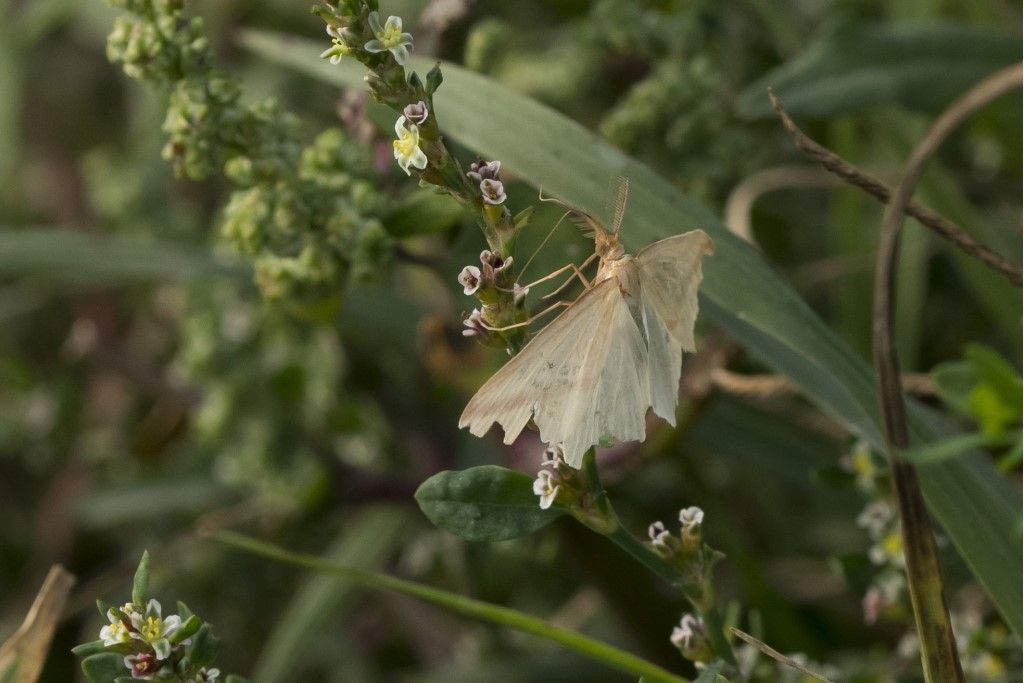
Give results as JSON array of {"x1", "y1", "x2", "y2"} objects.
[
  {"x1": 579, "y1": 451, "x2": 737, "y2": 667},
  {"x1": 213, "y1": 530, "x2": 690, "y2": 683},
  {"x1": 872, "y1": 63, "x2": 1020, "y2": 682}
]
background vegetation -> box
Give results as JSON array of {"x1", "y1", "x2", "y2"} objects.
[{"x1": 0, "y1": 0, "x2": 1020, "y2": 680}]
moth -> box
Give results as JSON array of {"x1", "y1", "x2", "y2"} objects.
[{"x1": 459, "y1": 179, "x2": 713, "y2": 467}]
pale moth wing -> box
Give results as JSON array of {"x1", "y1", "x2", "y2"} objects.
[
  {"x1": 459, "y1": 228, "x2": 712, "y2": 468},
  {"x1": 459, "y1": 277, "x2": 649, "y2": 468},
  {"x1": 636, "y1": 230, "x2": 714, "y2": 425},
  {"x1": 635, "y1": 230, "x2": 714, "y2": 351}
]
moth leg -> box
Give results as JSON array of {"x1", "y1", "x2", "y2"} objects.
[
  {"x1": 518, "y1": 252, "x2": 597, "y2": 292},
  {"x1": 540, "y1": 262, "x2": 593, "y2": 301},
  {"x1": 482, "y1": 301, "x2": 571, "y2": 332}
]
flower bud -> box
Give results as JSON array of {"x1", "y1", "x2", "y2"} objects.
[{"x1": 403, "y1": 100, "x2": 429, "y2": 125}]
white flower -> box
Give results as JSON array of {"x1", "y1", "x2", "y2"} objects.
[
  {"x1": 479, "y1": 250, "x2": 512, "y2": 278},
  {"x1": 462, "y1": 308, "x2": 488, "y2": 338},
  {"x1": 458, "y1": 265, "x2": 482, "y2": 295},
  {"x1": 99, "y1": 602, "x2": 136, "y2": 646},
  {"x1": 320, "y1": 25, "x2": 353, "y2": 64},
  {"x1": 541, "y1": 446, "x2": 564, "y2": 468},
  {"x1": 480, "y1": 178, "x2": 507, "y2": 205},
  {"x1": 124, "y1": 652, "x2": 157, "y2": 678},
  {"x1": 192, "y1": 668, "x2": 221, "y2": 683},
  {"x1": 129, "y1": 599, "x2": 181, "y2": 660},
  {"x1": 647, "y1": 520, "x2": 678, "y2": 556},
  {"x1": 856, "y1": 500, "x2": 893, "y2": 535},
  {"x1": 392, "y1": 116, "x2": 428, "y2": 175},
  {"x1": 533, "y1": 470, "x2": 560, "y2": 510},
  {"x1": 467, "y1": 160, "x2": 501, "y2": 182},
  {"x1": 679, "y1": 506, "x2": 704, "y2": 529},
  {"x1": 670, "y1": 614, "x2": 704, "y2": 650},
  {"x1": 99, "y1": 621, "x2": 130, "y2": 646},
  {"x1": 365, "y1": 12, "x2": 414, "y2": 65}
]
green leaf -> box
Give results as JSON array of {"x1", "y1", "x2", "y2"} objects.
[
  {"x1": 932, "y1": 360, "x2": 976, "y2": 417},
  {"x1": 131, "y1": 551, "x2": 149, "y2": 606},
  {"x1": 738, "y1": 22, "x2": 1019, "y2": 119},
  {"x1": 383, "y1": 189, "x2": 467, "y2": 238},
  {"x1": 966, "y1": 345, "x2": 1023, "y2": 413},
  {"x1": 81, "y1": 653, "x2": 126, "y2": 683},
  {"x1": 70, "y1": 640, "x2": 106, "y2": 657},
  {"x1": 186, "y1": 624, "x2": 219, "y2": 668},
  {"x1": 238, "y1": 30, "x2": 1023, "y2": 634},
  {"x1": 0, "y1": 229, "x2": 251, "y2": 285},
  {"x1": 425, "y1": 62, "x2": 443, "y2": 94},
  {"x1": 176, "y1": 601, "x2": 194, "y2": 621},
  {"x1": 900, "y1": 432, "x2": 1008, "y2": 466},
  {"x1": 215, "y1": 531, "x2": 689, "y2": 683},
  {"x1": 415, "y1": 466, "x2": 566, "y2": 541},
  {"x1": 170, "y1": 615, "x2": 203, "y2": 644}
]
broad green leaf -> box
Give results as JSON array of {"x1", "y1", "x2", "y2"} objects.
[
  {"x1": 737, "y1": 22, "x2": 1019, "y2": 119},
  {"x1": 237, "y1": 30, "x2": 1022, "y2": 633},
  {"x1": 415, "y1": 466, "x2": 565, "y2": 541},
  {"x1": 932, "y1": 360, "x2": 976, "y2": 416},
  {"x1": 216, "y1": 531, "x2": 689, "y2": 683},
  {"x1": 252, "y1": 506, "x2": 409, "y2": 683},
  {"x1": 0, "y1": 229, "x2": 250, "y2": 285},
  {"x1": 900, "y1": 432, "x2": 1007, "y2": 466},
  {"x1": 966, "y1": 345, "x2": 1023, "y2": 412},
  {"x1": 384, "y1": 189, "x2": 468, "y2": 238},
  {"x1": 81, "y1": 653, "x2": 125, "y2": 683}
]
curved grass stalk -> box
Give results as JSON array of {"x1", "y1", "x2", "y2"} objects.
[{"x1": 212, "y1": 530, "x2": 689, "y2": 683}]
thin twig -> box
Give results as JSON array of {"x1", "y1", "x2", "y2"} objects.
[
  {"x1": 730, "y1": 628, "x2": 835, "y2": 683},
  {"x1": 710, "y1": 368, "x2": 935, "y2": 398},
  {"x1": 873, "y1": 62, "x2": 1021, "y2": 682},
  {"x1": 769, "y1": 89, "x2": 1022, "y2": 287}
]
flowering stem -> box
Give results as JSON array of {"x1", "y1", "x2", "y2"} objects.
[
  {"x1": 578, "y1": 452, "x2": 737, "y2": 667},
  {"x1": 213, "y1": 530, "x2": 689, "y2": 683}
]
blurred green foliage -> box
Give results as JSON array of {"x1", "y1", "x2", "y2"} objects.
[{"x1": 0, "y1": 0, "x2": 1020, "y2": 681}]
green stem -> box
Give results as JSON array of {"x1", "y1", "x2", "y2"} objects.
[
  {"x1": 579, "y1": 452, "x2": 737, "y2": 667},
  {"x1": 213, "y1": 530, "x2": 689, "y2": 683}
]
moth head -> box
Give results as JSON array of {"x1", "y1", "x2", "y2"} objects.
[{"x1": 592, "y1": 223, "x2": 625, "y2": 261}]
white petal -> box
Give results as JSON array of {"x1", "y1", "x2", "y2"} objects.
[
  {"x1": 153, "y1": 637, "x2": 171, "y2": 660},
  {"x1": 410, "y1": 148, "x2": 428, "y2": 170}
]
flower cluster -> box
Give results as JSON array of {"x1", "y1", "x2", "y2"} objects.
[
  {"x1": 458, "y1": 247, "x2": 530, "y2": 349},
  {"x1": 315, "y1": 2, "x2": 535, "y2": 352},
  {"x1": 647, "y1": 506, "x2": 722, "y2": 612},
  {"x1": 532, "y1": 446, "x2": 580, "y2": 510},
  {"x1": 670, "y1": 614, "x2": 711, "y2": 663},
  {"x1": 106, "y1": 0, "x2": 391, "y2": 303},
  {"x1": 73, "y1": 552, "x2": 237, "y2": 682},
  {"x1": 839, "y1": 441, "x2": 910, "y2": 625}
]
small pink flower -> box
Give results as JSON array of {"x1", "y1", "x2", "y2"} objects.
[{"x1": 458, "y1": 266, "x2": 482, "y2": 295}]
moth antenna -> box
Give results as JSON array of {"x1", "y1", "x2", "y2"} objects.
[
  {"x1": 516, "y1": 208, "x2": 574, "y2": 280},
  {"x1": 611, "y1": 176, "x2": 630, "y2": 236},
  {"x1": 538, "y1": 187, "x2": 602, "y2": 239}
]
